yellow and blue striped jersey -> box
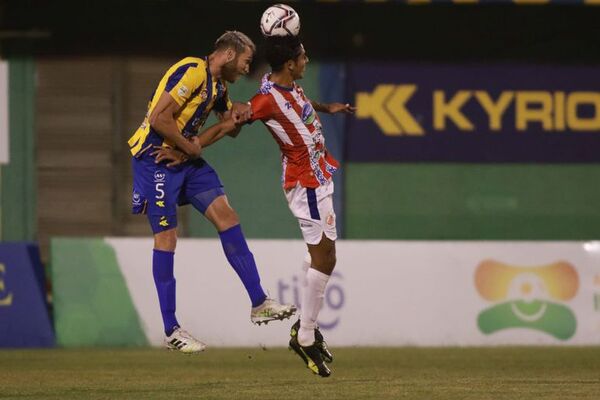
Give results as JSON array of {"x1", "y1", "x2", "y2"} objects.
[{"x1": 128, "y1": 56, "x2": 233, "y2": 156}]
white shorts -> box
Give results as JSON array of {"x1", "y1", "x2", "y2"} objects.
[{"x1": 284, "y1": 180, "x2": 337, "y2": 245}]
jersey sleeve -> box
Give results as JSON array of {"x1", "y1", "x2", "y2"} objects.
[
  {"x1": 165, "y1": 63, "x2": 206, "y2": 106},
  {"x1": 249, "y1": 93, "x2": 274, "y2": 122},
  {"x1": 213, "y1": 83, "x2": 233, "y2": 114}
]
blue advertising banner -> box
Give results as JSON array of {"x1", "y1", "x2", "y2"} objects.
[
  {"x1": 348, "y1": 64, "x2": 600, "y2": 162},
  {"x1": 0, "y1": 242, "x2": 55, "y2": 347}
]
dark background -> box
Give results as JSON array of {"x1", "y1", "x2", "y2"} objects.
[{"x1": 2, "y1": 0, "x2": 600, "y2": 62}]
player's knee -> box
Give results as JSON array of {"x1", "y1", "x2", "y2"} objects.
[
  {"x1": 225, "y1": 207, "x2": 240, "y2": 226},
  {"x1": 327, "y1": 250, "x2": 337, "y2": 268},
  {"x1": 218, "y1": 206, "x2": 240, "y2": 230},
  {"x1": 154, "y1": 229, "x2": 177, "y2": 251}
]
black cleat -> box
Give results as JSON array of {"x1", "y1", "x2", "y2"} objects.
[
  {"x1": 291, "y1": 319, "x2": 334, "y2": 363},
  {"x1": 314, "y1": 326, "x2": 334, "y2": 363},
  {"x1": 288, "y1": 335, "x2": 331, "y2": 377}
]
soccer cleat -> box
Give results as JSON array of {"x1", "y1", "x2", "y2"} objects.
[
  {"x1": 251, "y1": 298, "x2": 297, "y2": 325},
  {"x1": 165, "y1": 327, "x2": 207, "y2": 354},
  {"x1": 290, "y1": 319, "x2": 334, "y2": 363},
  {"x1": 288, "y1": 334, "x2": 331, "y2": 377}
]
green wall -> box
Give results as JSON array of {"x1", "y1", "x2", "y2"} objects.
[
  {"x1": 0, "y1": 57, "x2": 36, "y2": 241},
  {"x1": 345, "y1": 164, "x2": 600, "y2": 240},
  {"x1": 188, "y1": 65, "x2": 322, "y2": 239}
]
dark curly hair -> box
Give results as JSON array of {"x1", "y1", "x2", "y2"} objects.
[{"x1": 264, "y1": 35, "x2": 303, "y2": 72}]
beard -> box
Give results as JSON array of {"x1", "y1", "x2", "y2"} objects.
[{"x1": 221, "y1": 59, "x2": 239, "y2": 83}]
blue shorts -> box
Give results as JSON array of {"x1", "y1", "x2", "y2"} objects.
[{"x1": 131, "y1": 152, "x2": 225, "y2": 233}]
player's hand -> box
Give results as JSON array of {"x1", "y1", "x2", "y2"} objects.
[
  {"x1": 232, "y1": 101, "x2": 253, "y2": 121},
  {"x1": 327, "y1": 103, "x2": 356, "y2": 114},
  {"x1": 151, "y1": 146, "x2": 190, "y2": 167},
  {"x1": 231, "y1": 108, "x2": 253, "y2": 125}
]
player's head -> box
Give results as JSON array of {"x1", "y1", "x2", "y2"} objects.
[
  {"x1": 214, "y1": 31, "x2": 256, "y2": 83},
  {"x1": 264, "y1": 35, "x2": 308, "y2": 80}
]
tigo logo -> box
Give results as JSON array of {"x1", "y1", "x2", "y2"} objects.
[{"x1": 475, "y1": 259, "x2": 578, "y2": 340}]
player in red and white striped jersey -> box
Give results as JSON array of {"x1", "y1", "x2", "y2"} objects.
[{"x1": 248, "y1": 35, "x2": 355, "y2": 377}]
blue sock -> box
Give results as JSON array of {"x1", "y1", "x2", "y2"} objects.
[
  {"x1": 219, "y1": 224, "x2": 267, "y2": 307},
  {"x1": 153, "y1": 249, "x2": 179, "y2": 336}
]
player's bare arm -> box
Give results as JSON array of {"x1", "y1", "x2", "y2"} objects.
[
  {"x1": 152, "y1": 114, "x2": 246, "y2": 167},
  {"x1": 149, "y1": 91, "x2": 203, "y2": 158},
  {"x1": 215, "y1": 102, "x2": 252, "y2": 138},
  {"x1": 198, "y1": 111, "x2": 248, "y2": 146},
  {"x1": 311, "y1": 101, "x2": 356, "y2": 114}
]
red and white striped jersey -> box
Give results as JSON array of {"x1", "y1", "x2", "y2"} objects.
[{"x1": 249, "y1": 73, "x2": 339, "y2": 189}]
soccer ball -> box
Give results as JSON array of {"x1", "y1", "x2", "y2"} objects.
[{"x1": 260, "y1": 4, "x2": 301, "y2": 37}]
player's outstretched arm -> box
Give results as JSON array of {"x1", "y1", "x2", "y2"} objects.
[
  {"x1": 196, "y1": 112, "x2": 248, "y2": 147},
  {"x1": 149, "y1": 92, "x2": 203, "y2": 158},
  {"x1": 214, "y1": 102, "x2": 252, "y2": 138},
  {"x1": 311, "y1": 101, "x2": 356, "y2": 115}
]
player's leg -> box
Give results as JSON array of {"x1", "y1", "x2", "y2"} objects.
[
  {"x1": 291, "y1": 252, "x2": 333, "y2": 362},
  {"x1": 150, "y1": 227, "x2": 205, "y2": 352},
  {"x1": 203, "y1": 195, "x2": 297, "y2": 324},
  {"x1": 184, "y1": 162, "x2": 296, "y2": 324},
  {"x1": 152, "y1": 227, "x2": 178, "y2": 336},
  {"x1": 132, "y1": 155, "x2": 205, "y2": 353},
  {"x1": 286, "y1": 182, "x2": 337, "y2": 376}
]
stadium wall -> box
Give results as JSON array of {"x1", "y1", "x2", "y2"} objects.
[
  {"x1": 51, "y1": 237, "x2": 600, "y2": 347},
  {"x1": 0, "y1": 58, "x2": 36, "y2": 242}
]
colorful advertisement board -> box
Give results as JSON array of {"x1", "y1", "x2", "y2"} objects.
[
  {"x1": 349, "y1": 64, "x2": 600, "y2": 162},
  {"x1": 52, "y1": 238, "x2": 600, "y2": 347}
]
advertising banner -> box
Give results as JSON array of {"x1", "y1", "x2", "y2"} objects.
[
  {"x1": 348, "y1": 64, "x2": 600, "y2": 162},
  {"x1": 0, "y1": 242, "x2": 55, "y2": 347},
  {"x1": 53, "y1": 238, "x2": 600, "y2": 347}
]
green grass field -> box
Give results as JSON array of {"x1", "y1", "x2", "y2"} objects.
[{"x1": 1, "y1": 347, "x2": 600, "y2": 400}]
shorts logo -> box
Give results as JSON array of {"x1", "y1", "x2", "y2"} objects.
[
  {"x1": 156, "y1": 201, "x2": 165, "y2": 208},
  {"x1": 475, "y1": 259, "x2": 578, "y2": 340},
  {"x1": 178, "y1": 85, "x2": 189, "y2": 98},
  {"x1": 326, "y1": 213, "x2": 335, "y2": 226},
  {"x1": 154, "y1": 171, "x2": 166, "y2": 182},
  {"x1": 159, "y1": 216, "x2": 169, "y2": 227},
  {"x1": 132, "y1": 192, "x2": 142, "y2": 206}
]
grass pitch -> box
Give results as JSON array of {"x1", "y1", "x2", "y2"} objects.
[{"x1": 1, "y1": 347, "x2": 600, "y2": 400}]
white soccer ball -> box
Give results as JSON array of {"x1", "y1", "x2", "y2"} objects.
[{"x1": 260, "y1": 4, "x2": 301, "y2": 37}]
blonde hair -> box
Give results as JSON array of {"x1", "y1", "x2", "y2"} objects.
[{"x1": 215, "y1": 31, "x2": 256, "y2": 54}]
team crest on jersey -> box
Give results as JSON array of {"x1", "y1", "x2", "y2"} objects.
[
  {"x1": 301, "y1": 103, "x2": 316, "y2": 125},
  {"x1": 199, "y1": 89, "x2": 208, "y2": 101}
]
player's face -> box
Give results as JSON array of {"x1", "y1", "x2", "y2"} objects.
[
  {"x1": 292, "y1": 45, "x2": 309, "y2": 80},
  {"x1": 222, "y1": 47, "x2": 253, "y2": 83}
]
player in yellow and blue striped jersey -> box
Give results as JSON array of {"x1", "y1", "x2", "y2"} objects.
[{"x1": 129, "y1": 31, "x2": 296, "y2": 353}]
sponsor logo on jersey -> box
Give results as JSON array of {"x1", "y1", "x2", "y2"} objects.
[
  {"x1": 178, "y1": 85, "x2": 189, "y2": 98},
  {"x1": 301, "y1": 103, "x2": 315, "y2": 125},
  {"x1": 154, "y1": 171, "x2": 166, "y2": 182}
]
